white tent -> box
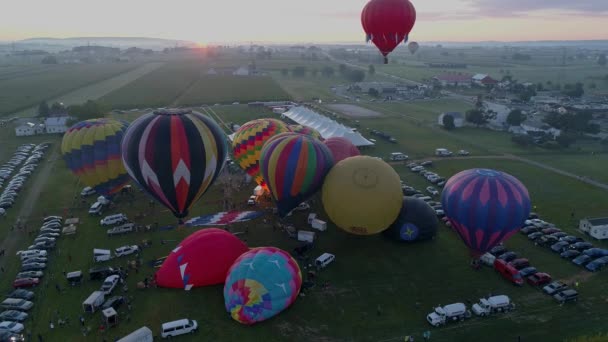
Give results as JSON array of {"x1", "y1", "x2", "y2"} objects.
[{"x1": 282, "y1": 107, "x2": 374, "y2": 147}]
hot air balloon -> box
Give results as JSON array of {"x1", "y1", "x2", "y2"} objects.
[
  {"x1": 383, "y1": 197, "x2": 438, "y2": 242},
  {"x1": 288, "y1": 124, "x2": 322, "y2": 140},
  {"x1": 224, "y1": 247, "x2": 302, "y2": 325},
  {"x1": 155, "y1": 228, "x2": 248, "y2": 290},
  {"x1": 121, "y1": 109, "x2": 227, "y2": 221},
  {"x1": 61, "y1": 118, "x2": 130, "y2": 197},
  {"x1": 441, "y1": 168, "x2": 531, "y2": 256},
  {"x1": 323, "y1": 137, "x2": 360, "y2": 163},
  {"x1": 361, "y1": 0, "x2": 417, "y2": 64},
  {"x1": 260, "y1": 133, "x2": 334, "y2": 217},
  {"x1": 232, "y1": 119, "x2": 290, "y2": 188},
  {"x1": 322, "y1": 156, "x2": 402, "y2": 235},
  {"x1": 408, "y1": 41, "x2": 419, "y2": 54}
]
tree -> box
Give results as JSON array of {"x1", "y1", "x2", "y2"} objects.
[
  {"x1": 50, "y1": 102, "x2": 66, "y2": 115},
  {"x1": 291, "y1": 66, "x2": 307, "y2": 78},
  {"x1": 465, "y1": 109, "x2": 488, "y2": 126},
  {"x1": 563, "y1": 82, "x2": 584, "y2": 98},
  {"x1": 442, "y1": 114, "x2": 455, "y2": 130},
  {"x1": 345, "y1": 69, "x2": 366, "y2": 83},
  {"x1": 67, "y1": 100, "x2": 110, "y2": 121},
  {"x1": 556, "y1": 133, "x2": 576, "y2": 148},
  {"x1": 41, "y1": 55, "x2": 58, "y2": 64},
  {"x1": 38, "y1": 101, "x2": 50, "y2": 117},
  {"x1": 507, "y1": 109, "x2": 526, "y2": 126},
  {"x1": 368, "y1": 88, "x2": 379, "y2": 97},
  {"x1": 368, "y1": 64, "x2": 375, "y2": 75},
  {"x1": 598, "y1": 53, "x2": 607, "y2": 67},
  {"x1": 321, "y1": 66, "x2": 335, "y2": 78},
  {"x1": 536, "y1": 83, "x2": 544, "y2": 91},
  {"x1": 280, "y1": 68, "x2": 288, "y2": 77}
]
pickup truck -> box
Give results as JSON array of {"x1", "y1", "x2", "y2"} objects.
[{"x1": 107, "y1": 223, "x2": 135, "y2": 236}]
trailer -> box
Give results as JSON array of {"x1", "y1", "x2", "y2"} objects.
[
  {"x1": 82, "y1": 291, "x2": 105, "y2": 313},
  {"x1": 472, "y1": 295, "x2": 515, "y2": 316}
]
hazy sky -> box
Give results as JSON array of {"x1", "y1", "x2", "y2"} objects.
[{"x1": 1, "y1": 0, "x2": 607, "y2": 43}]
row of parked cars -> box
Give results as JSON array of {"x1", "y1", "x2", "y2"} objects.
[
  {"x1": 401, "y1": 181, "x2": 445, "y2": 218},
  {"x1": 521, "y1": 217, "x2": 608, "y2": 272},
  {"x1": 486, "y1": 244, "x2": 553, "y2": 288},
  {"x1": 407, "y1": 161, "x2": 446, "y2": 189},
  {"x1": 0, "y1": 143, "x2": 48, "y2": 213}
]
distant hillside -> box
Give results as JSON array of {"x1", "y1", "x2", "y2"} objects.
[{"x1": 17, "y1": 37, "x2": 197, "y2": 50}]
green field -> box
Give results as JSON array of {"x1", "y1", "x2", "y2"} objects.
[
  {"x1": 530, "y1": 153, "x2": 608, "y2": 185},
  {"x1": 175, "y1": 75, "x2": 290, "y2": 106},
  {"x1": 0, "y1": 64, "x2": 139, "y2": 116}
]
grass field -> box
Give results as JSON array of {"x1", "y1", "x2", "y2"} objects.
[
  {"x1": 530, "y1": 153, "x2": 608, "y2": 185},
  {"x1": 0, "y1": 64, "x2": 140, "y2": 116}
]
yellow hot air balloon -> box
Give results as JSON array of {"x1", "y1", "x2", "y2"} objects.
[{"x1": 322, "y1": 156, "x2": 402, "y2": 235}]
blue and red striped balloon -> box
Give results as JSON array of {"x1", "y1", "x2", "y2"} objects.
[{"x1": 441, "y1": 168, "x2": 531, "y2": 256}]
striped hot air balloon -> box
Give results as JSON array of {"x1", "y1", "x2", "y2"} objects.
[
  {"x1": 61, "y1": 118, "x2": 130, "y2": 197},
  {"x1": 224, "y1": 247, "x2": 302, "y2": 325},
  {"x1": 232, "y1": 119, "x2": 290, "y2": 188},
  {"x1": 441, "y1": 168, "x2": 531, "y2": 256},
  {"x1": 288, "y1": 124, "x2": 323, "y2": 140},
  {"x1": 121, "y1": 109, "x2": 227, "y2": 220},
  {"x1": 260, "y1": 133, "x2": 334, "y2": 217}
]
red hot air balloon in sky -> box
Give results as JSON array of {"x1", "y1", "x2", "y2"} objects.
[{"x1": 361, "y1": 0, "x2": 417, "y2": 64}]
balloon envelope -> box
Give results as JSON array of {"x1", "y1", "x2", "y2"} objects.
[
  {"x1": 224, "y1": 247, "x2": 302, "y2": 325},
  {"x1": 322, "y1": 156, "x2": 402, "y2": 235},
  {"x1": 288, "y1": 124, "x2": 322, "y2": 140},
  {"x1": 261, "y1": 133, "x2": 334, "y2": 217},
  {"x1": 441, "y1": 168, "x2": 531, "y2": 256},
  {"x1": 408, "y1": 41, "x2": 419, "y2": 54},
  {"x1": 155, "y1": 228, "x2": 248, "y2": 289},
  {"x1": 361, "y1": 0, "x2": 417, "y2": 63},
  {"x1": 121, "y1": 109, "x2": 227, "y2": 219},
  {"x1": 383, "y1": 197, "x2": 438, "y2": 242},
  {"x1": 232, "y1": 119, "x2": 290, "y2": 187},
  {"x1": 61, "y1": 118, "x2": 130, "y2": 197},
  {"x1": 323, "y1": 137, "x2": 360, "y2": 163}
]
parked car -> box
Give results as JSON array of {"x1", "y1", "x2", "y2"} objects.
[
  {"x1": 81, "y1": 187, "x2": 96, "y2": 197},
  {"x1": 457, "y1": 150, "x2": 470, "y2": 156},
  {"x1": 16, "y1": 271, "x2": 43, "y2": 279},
  {"x1": 494, "y1": 259, "x2": 523, "y2": 286},
  {"x1": 569, "y1": 242, "x2": 594, "y2": 251},
  {"x1": 21, "y1": 263, "x2": 46, "y2": 272},
  {"x1": 527, "y1": 272, "x2": 552, "y2": 286},
  {"x1": 489, "y1": 245, "x2": 507, "y2": 257},
  {"x1": 585, "y1": 256, "x2": 608, "y2": 272},
  {"x1": 498, "y1": 252, "x2": 517, "y2": 262},
  {"x1": 0, "y1": 321, "x2": 24, "y2": 333},
  {"x1": 560, "y1": 236, "x2": 583, "y2": 244},
  {"x1": 542, "y1": 228, "x2": 562, "y2": 235},
  {"x1": 560, "y1": 250, "x2": 581, "y2": 259},
  {"x1": 538, "y1": 235, "x2": 560, "y2": 247},
  {"x1": 550, "y1": 241, "x2": 570, "y2": 253},
  {"x1": 100, "y1": 275, "x2": 121, "y2": 295},
  {"x1": 115, "y1": 245, "x2": 139, "y2": 257},
  {"x1": 549, "y1": 232, "x2": 568, "y2": 239},
  {"x1": 100, "y1": 214, "x2": 128, "y2": 226},
  {"x1": 518, "y1": 267, "x2": 537, "y2": 277},
  {"x1": 509, "y1": 258, "x2": 530, "y2": 270},
  {"x1": 1, "y1": 298, "x2": 33, "y2": 311},
  {"x1": 0, "y1": 310, "x2": 28, "y2": 322},
  {"x1": 554, "y1": 289, "x2": 578, "y2": 304},
  {"x1": 420, "y1": 161, "x2": 433, "y2": 167},
  {"x1": 101, "y1": 296, "x2": 124, "y2": 310},
  {"x1": 543, "y1": 281, "x2": 568, "y2": 295},
  {"x1": 528, "y1": 232, "x2": 544, "y2": 241},
  {"x1": 89, "y1": 267, "x2": 120, "y2": 281},
  {"x1": 572, "y1": 254, "x2": 593, "y2": 266},
  {"x1": 521, "y1": 226, "x2": 541, "y2": 235},
  {"x1": 6, "y1": 290, "x2": 33, "y2": 300},
  {"x1": 21, "y1": 257, "x2": 46, "y2": 264},
  {"x1": 426, "y1": 186, "x2": 439, "y2": 196},
  {"x1": 13, "y1": 278, "x2": 39, "y2": 289},
  {"x1": 582, "y1": 248, "x2": 608, "y2": 257}
]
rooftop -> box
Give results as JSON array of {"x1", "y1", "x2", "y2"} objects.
[{"x1": 586, "y1": 217, "x2": 608, "y2": 226}]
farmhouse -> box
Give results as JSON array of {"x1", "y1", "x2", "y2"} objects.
[
  {"x1": 45, "y1": 116, "x2": 69, "y2": 134},
  {"x1": 472, "y1": 74, "x2": 498, "y2": 86},
  {"x1": 579, "y1": 217, "x2": 608, "y2": 240},
  {"x1": 15, "y1": 122, "x2": 45, "y2": 136},
  {"x1": 438, "y1": 112, "x2": 465, "y2": 128},
  {"x1": 432, "y1": 74, "x2": 472, "y2": 87}
]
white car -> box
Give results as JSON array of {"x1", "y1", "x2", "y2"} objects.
[
  {"x1": 426, "y1": 186, "x2": 439, "y2": 196},
  {"x1": 100, "y1": 275, "x2": 121, "y2": 294},
  {"x1": 0, "y1": 208, "x2": 5, "y2": 216},
  {"x1": 0, "y1": 321, "x2": 24, "y2": 333},
  {"x1": 100, "y1": 214, "x2": 128, "y2": 226},
  {"x1": 115, "y1": 245, "x2": 140, "y2": 257},
  {"x1": 81, "y1": 187, "x2": 96, "y2": 197},
  {"x1": 247, "y1": 195, "x2": 257, "y2": 206}
]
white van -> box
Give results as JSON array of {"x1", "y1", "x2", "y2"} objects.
[
  {"x1": 89, "y1": 202, "x2": 103, "y2": 216},
  {"x1": 161, "y1": 319, "x2": 198, "y2": 338},
  {"x1": 94, "y1": 249, "x2": 112, "y2": 262},
  {"x1": 100, "y1": 214, "x2": 127, "y2": 226},
  {"x1": 82, "y1": 291, "x2": 105, "y2": 313},
  {"x1": 315, "y1": 253, "x2": 335, "y2": 269},
  {"x1": 390, "y1": 152, "x2": 409, "y2": 161}
]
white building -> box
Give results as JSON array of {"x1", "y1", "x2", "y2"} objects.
[
  {"x1": 579, "y1": 217, "x2": 608, "y2": 240},
  {"x1": 232, "y1": 66, "x2": 250, "y2": 76},
  {"x1": 15, "y1": 123, "x2": 36, "y2": 136},
  {"x1": 45, "y1": 116, "x2": 69, "y2": 134},
  {"x1": 438, "y1": 112, "x2": 465, "y2": 128}
]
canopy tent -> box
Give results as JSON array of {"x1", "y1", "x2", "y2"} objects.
[{"x1": 282, "y1": 107, "x2": 374, "y2": 147}]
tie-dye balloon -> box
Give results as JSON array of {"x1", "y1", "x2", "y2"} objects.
[
  {"x1": 260, "y1": 133, "x2": 334, "y2": 217},
  {"x1": 232, "y1": 119, "x2": 290, "y2": 188},
  {"x1": 224, "y1": 247, "x2": 302, "y2": 325},
  {"x1": 121, "y1": 109, "x2": 227, "y2": 220},
  {"x1": 61, "y1": 118, "x2": 130, "y2": 197},
  {"x1": 288, "y1": 124, "x2": 323, "y2": 140},
  {"x1": 441, "y1": 168, "x2": 531, "y2": 256}
]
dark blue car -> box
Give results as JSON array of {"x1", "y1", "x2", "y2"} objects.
[
  {"x1": 583, "y1": 248, "x2": 608, "y2": 257},
  {"x1": 585, "y1": 256, "x2": 608, "y2": 272},
  {"x1": 572, "y1": 254, "x2": 592, "y2": 266}
]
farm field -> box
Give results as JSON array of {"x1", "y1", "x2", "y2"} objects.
[
  {"x1": 531, "y1": 153, "x2": 608, "y2": 185},
  {"x1": 0, "y1": 63, "x2": 141, "y2": 116}
]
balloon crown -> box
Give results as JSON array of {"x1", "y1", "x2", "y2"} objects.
[
  {"x1": 475, "y1": 169, "x2": 501, "y2": 177},
  {"x1": 153, "y1": 108, "x2": 192, "y2": 116}
]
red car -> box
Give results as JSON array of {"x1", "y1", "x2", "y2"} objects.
[
  {"x1": 526, "y1": 272, "x2": 552, "y2": 286},
  {"x1": 13, "y1": 278, "x2": 40, "y2": 289},
  {"x1": 542, "y1": 228, "x2": 561, "y2": 235},
  {"x1": 494, "y1": 259, "x2": 524, "y2": 286}
]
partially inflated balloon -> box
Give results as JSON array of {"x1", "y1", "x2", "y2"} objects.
[
  {"x1": 61, "y1": 118, "x2": 130, "y2": 197},
  {"x1": 322, "y1": 156, "x2": 402, "y2": 235},
  {"x1": 232, "y1": 119, "x2": 290, "y2": 187},
  {"x1": 441, "y1": 169, "x2": 531, "y2": 256},
  {"x1": 323, "y1": 137, "x2": 360, "y2": 163},
  {"x1": 383, "y1": 197, "x2": 438, "y2": 242},
  {"x1": 261, "y1": 133, "x2": 334, "y2": 217},
  {"x1": 155, "y1": 229, "x2": 248, "y2": 290},
  {"x1": 224, "y1": 247, "x2": 302, "y2": 325},
  {"x1": 288, "y1": 124, "x2": 322, "y2": 140},
  {"x1": 121, "y1": 109, "x2": 227, "y2": 220}
]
